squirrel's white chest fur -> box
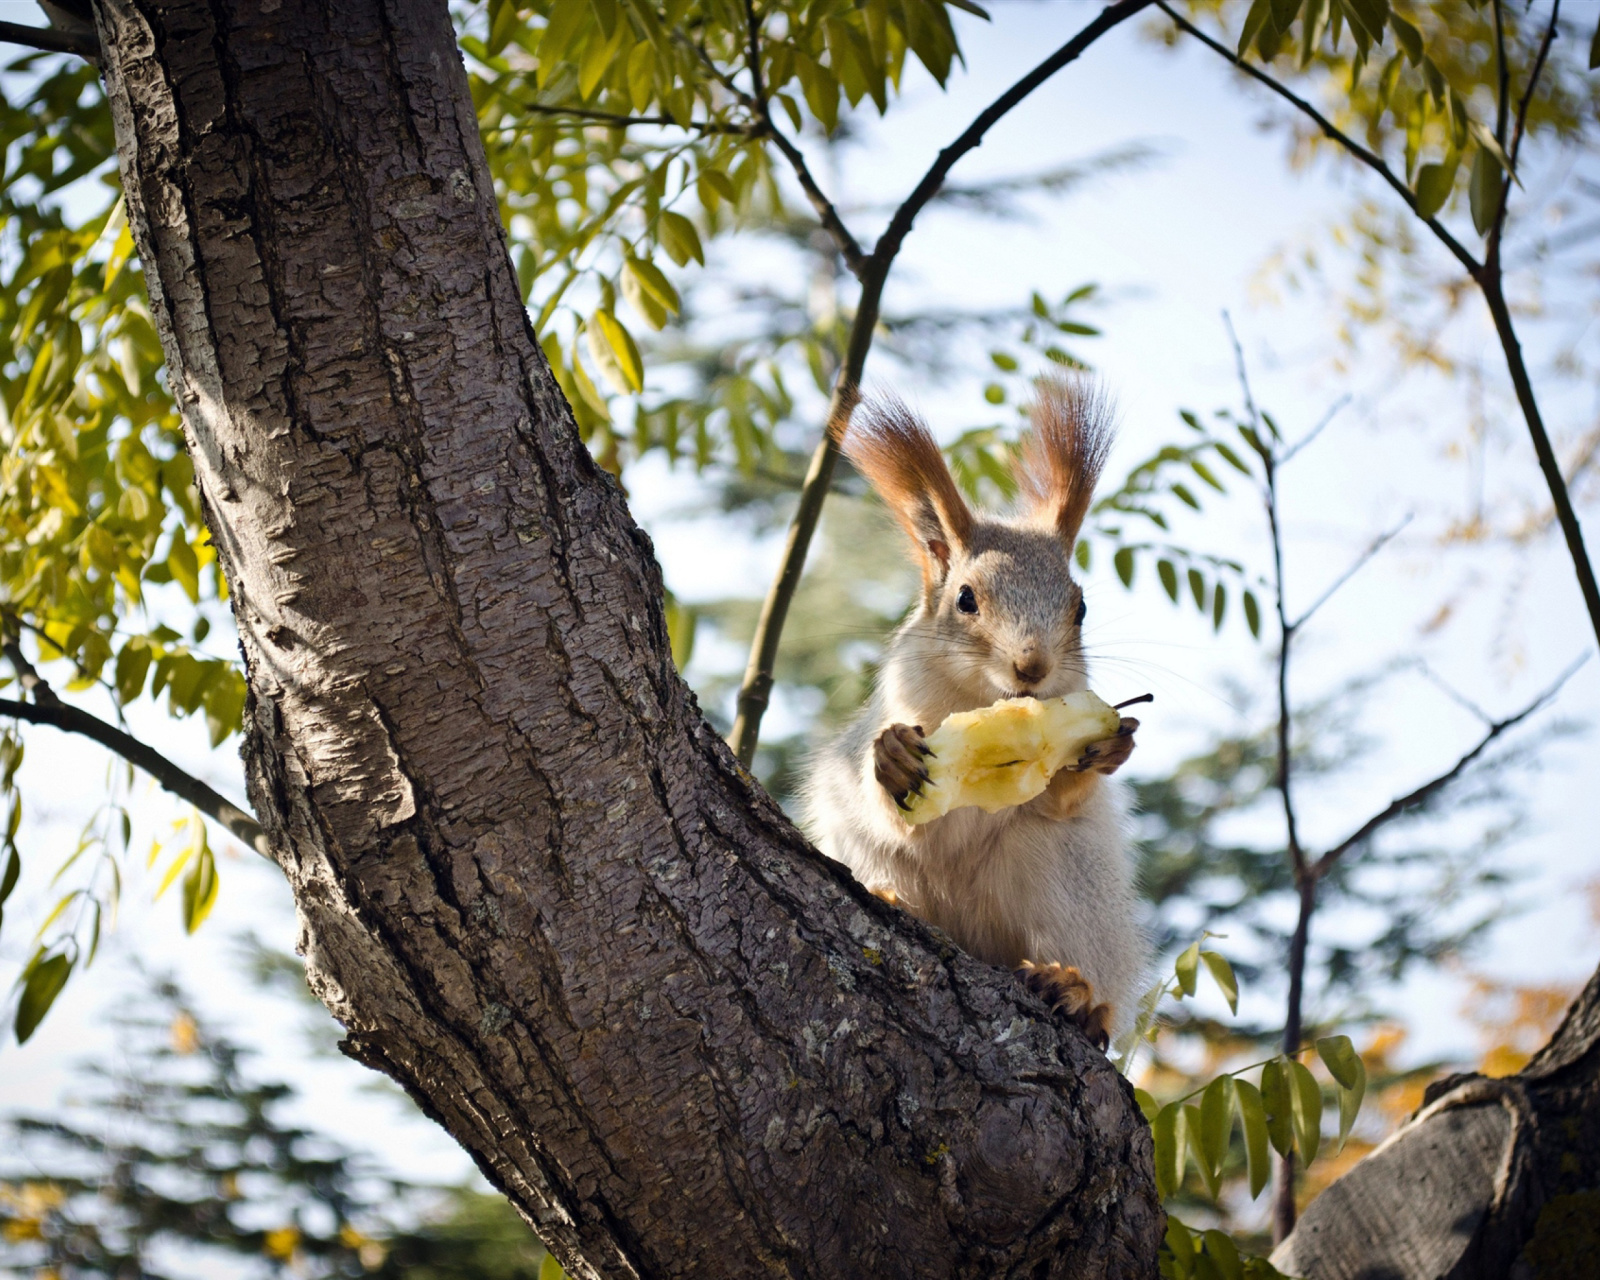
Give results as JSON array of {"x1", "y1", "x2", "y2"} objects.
[{"x1": 800, "y1": 672, "x2": 1147, "y2": 1024}]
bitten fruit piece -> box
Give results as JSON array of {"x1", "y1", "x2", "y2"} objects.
[{"x1": 902, "y1": 691, "x2": 1122, "y2": 825}]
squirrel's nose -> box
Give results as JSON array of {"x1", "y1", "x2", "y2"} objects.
[{"x1": 1013, "y1": 649, "x2": 1051, "y2": 686}]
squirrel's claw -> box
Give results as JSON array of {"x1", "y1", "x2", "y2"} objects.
[
  {"x1": 1016, "y1": 961, "x2": 1113, "y2": 1051},
  {"x1": 875, "y1": 722, "x2": 932, "y2": 808},
  {"x1": 1073, "y1": 716, "x2": 1139, "y2": 776}
]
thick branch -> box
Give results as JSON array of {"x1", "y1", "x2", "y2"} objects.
[
  {"x1": 94, "y1": 2, "x2": 1161, "y2": 1274},
  {"x1": 1156, "y1": 3, "x2": 1482, "y2": 277},
  {"x1": 0, "y1": 697, "x2": 267, "y2": 855},
  {"x1": 1312, "y1": 658, "x2": 1583, "y2": 876},
  {"x1": 0, "y1": 20, "x2": 98, "y2": 59}
]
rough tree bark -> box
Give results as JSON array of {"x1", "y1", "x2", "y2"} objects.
[
  {"x1": 89, "y1": 1, "x2": 1162, "y2": 1276},
  {"x1": 1275, "y1": 958, "x2": 1600, "y2": 1279}
]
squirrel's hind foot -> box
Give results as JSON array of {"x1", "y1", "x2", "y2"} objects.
[{"x1": 1016, "y1": 961, "x2": 1113, "y2": 1050}]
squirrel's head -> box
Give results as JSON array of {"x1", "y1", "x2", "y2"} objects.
[{"x1": 838, "y1": 379, "x2": 1112, "y2": 707}]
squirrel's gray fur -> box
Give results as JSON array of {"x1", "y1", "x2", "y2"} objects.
[{"x1": 800, "y1": 381, "x2": 1148, "y2": 1032}]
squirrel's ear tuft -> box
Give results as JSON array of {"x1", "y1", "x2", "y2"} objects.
[
  {"x1": 837, "y1": 394, "x2": 973, "y2": 580},
  {"x1": 1015, "y1": 377, "x2": 1114, "y2": 547}
]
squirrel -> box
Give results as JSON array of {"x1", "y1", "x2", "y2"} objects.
[{"x1": 800, "y1": 379, "x2": 1146, "y2": 1049}]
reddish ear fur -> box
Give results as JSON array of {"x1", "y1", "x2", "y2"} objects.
[
  {"x1": 1015, "y1": 378, "x2": 1114, "y2": 545},
  {"x1": 834, "y1": 396, "x2": 973, "y2": 581}
]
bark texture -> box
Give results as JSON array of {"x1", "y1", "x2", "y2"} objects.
[
  {"x1": 91, "y1": 1, "x2": 1163, "y2": 1276},
  {"x1": 1274, "y1": 960, "x2": 1600, "y2": 1279}
]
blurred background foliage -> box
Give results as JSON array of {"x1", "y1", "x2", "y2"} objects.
[{"x1": 0, "y1": 0, "x2": 1593, "y2": 1261}]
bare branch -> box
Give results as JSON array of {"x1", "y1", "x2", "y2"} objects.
[
  {"x1": 1489, "y1": 0, "x2": 1560, "y2": 250},
  {"x1": 1156, "y1": 2, "x2": 1483, "y2": 279},
  {"x1": 1414, "y1": 660, "x2": 1496, "y2": 727},
  {"x1": 1290, "y1": 515, "x2": 1411, "y2": 632},
  {"x1": 1313, "y1": 655, "x2": 1588, "y2": 876},
  {"x1": 0, "y1": 20, "x2": 98, "y2": 60},
  {"x1": 1280, "y1": 394, "x2": 1351, "y2": 463},
  {"x1": 730, "y1": 0, "x2": 1154, "y2": 761},
  {"x1": 0, "y1": 697, "x2": 269, "y2": 856},
  {"x1": 870, "y1": 0, "x2": 1155, "y2": 273},
  {"x1": 740, "y1": 1, "x2": 866, "y2": 274},
  {"x1": 488, "y1": 100, "x2": 756, "y2": 136}
]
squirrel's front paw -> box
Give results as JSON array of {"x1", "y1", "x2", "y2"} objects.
[
  {"x1": 1073, "y1": 716, "x2": 1139, "y2": 776},
  {"x1": 1016, "y1": 961, "x2": 1113, "y2": 1050},
  {"x1": 874, "y1": 722, "x2": 932, "y2": 811}
]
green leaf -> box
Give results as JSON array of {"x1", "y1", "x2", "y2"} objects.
[
  {"x1": 1414, "y1": 155, "x2": 1459, "y2": 220},
  {"x1": 1165, "y1": 1216, "x2": 1197, "y2": 1279},
  {"x1": 1591, "y1": 16, "x2": 1600, "y2": 69},
  {"x1": 1188, "y1": 567, "x2": 1207, "y2": 611},
  {"x1": 1113, "y1": 546, "x2": 1135, "y2": 589},
  {"x1": 0, "y1": 844, "x2": 19, "y2": 907},
  {"x1": 1212, "y1": 581, "x2": 1227, "y2": 631},
  {"x1": 1388, "y1": 12, "x2": 1421, "y2": 63},
  {"x1": 1134, "y1": 1086, "x2": 1160, "y2": 1124},
  {"x1": 1201, "y1": 1231, "x2": 1244, "y2": 1280},
  {"x1": 1158, "y1": 558, "x2": 1179, "y2": 603},
  {"x1": 1199, "y1": 951, "x2": 1239, "y2": 1013},
  {"x1": 620, "y1": 263, "x2": 668, "y2": 330},
  {"x1": 1469, "y1": 145, "x2": 1503, "y2": 236},
  {"x1": 1234, "y1": 1078, "x2": 1272, "y2": 1198},
  {"x1": 1153, "y1": 1101, "x2": 1187, "y2": 1197},
  {"x1": 984, "y1": 382, "x2": 1006, "y2": 405},
  {"x1": 590, "y1": 309, "x2": 644, "y2": 393},
  {"x1": 1337, "y1": 1055, "x2": 1367, "y2": 1151},
  {"x1": 114, "y1": 640, "x2": 152, "y2": 705},
  {"x1": 1243, "y1": 590, "x2": 1262, "y2": 639},
  {"x1": 182, "y1": 840, "x2": 218, "y2": 934},
  {"x1": 1171, "y1": 483, "x2": 1199, "y2": 510},
  {"x1": 657, "y1": 211, "x2": 704, "y2": 266},
  {"x1": 990, "y1": 350, "x2": 1018, "y2": 372},
  {"x1": 1261, "y1": 1059, "x2": 1294, "y2": 1158},
  {"x1": 1197, "y1": 1076, "x2": 1234, "y2": 1200},
  {"x1": 1315, "y1": 1034, "x2": 1360, "y2": 1090},
  {"x1": 540, "y1": 1253, "x2": 567, "y2": 1280},
  {"x1": 1174, "y1": 940, "x2": 1200, "y2": 996},
  {"x1": 626, "y1": 39, "x2": 654, "y2": 112},
  {"x1": 1288, "y1": 1058, "x2": 1322, "y2": 1165},
  {"x1": 15, "y1": 949, "x2": 72, "y2": 1043},
  {"x1": 1236, "y1": 0, "x2": 1271, "y2": 55}
]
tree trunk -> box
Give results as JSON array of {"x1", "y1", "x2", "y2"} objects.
[
  {"x1": 90, "y1": 1, "x2": 1162, "y2": 1276},
  {"x1": 1273, "y1": 958, "x2": 1600, "y2": 1279}
]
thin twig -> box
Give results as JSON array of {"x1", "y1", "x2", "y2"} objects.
[
  {"x1": 1489, "y1": 0, "x2": 1559, "y2": 250},
  {"x1": 0, "y1": 20, "x2": 98, "y2": 60},
  {"x1": 1492, "y1": 0, "x2": 1511, "y2": 148},
  {"x1": 738, "y1": 0, "x2": 866, "y2": 273},
  {"x1": 1156, "y1": 2, "x2": 1482, "y2": 278},
  {"x1": 0, "y1": 697, "x2": 269, "y2": 856},
  {"x1": 1280, "y1": 394, "x2": 1350, "y2": 464},
  {"x1": 1414, "y1": 660, "x2": 1495, "y2": 726},
  {"x1": 728, "y1": 0, "x2": 1153, "y2": 762},
  {"x1": 870, "y1": 0, "x2": 1155, "y2": 274},
  {"x1": 1290, "y1": 515, "x2": 1412, "y2": 631},
  {"x1": 1313, "y1": 654, "x2": 1588, "y2": 875},
  {"x1": 489, "y1": 100, "x2": 755, "y2": 136}
]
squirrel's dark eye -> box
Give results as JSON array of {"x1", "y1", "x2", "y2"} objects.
[
  {"x1": 957, "y1": 585, "x2": 978, "y2": 615},
  {"x1": 1075, "y1": 597, "x2": 1087, "y2": 627}
]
